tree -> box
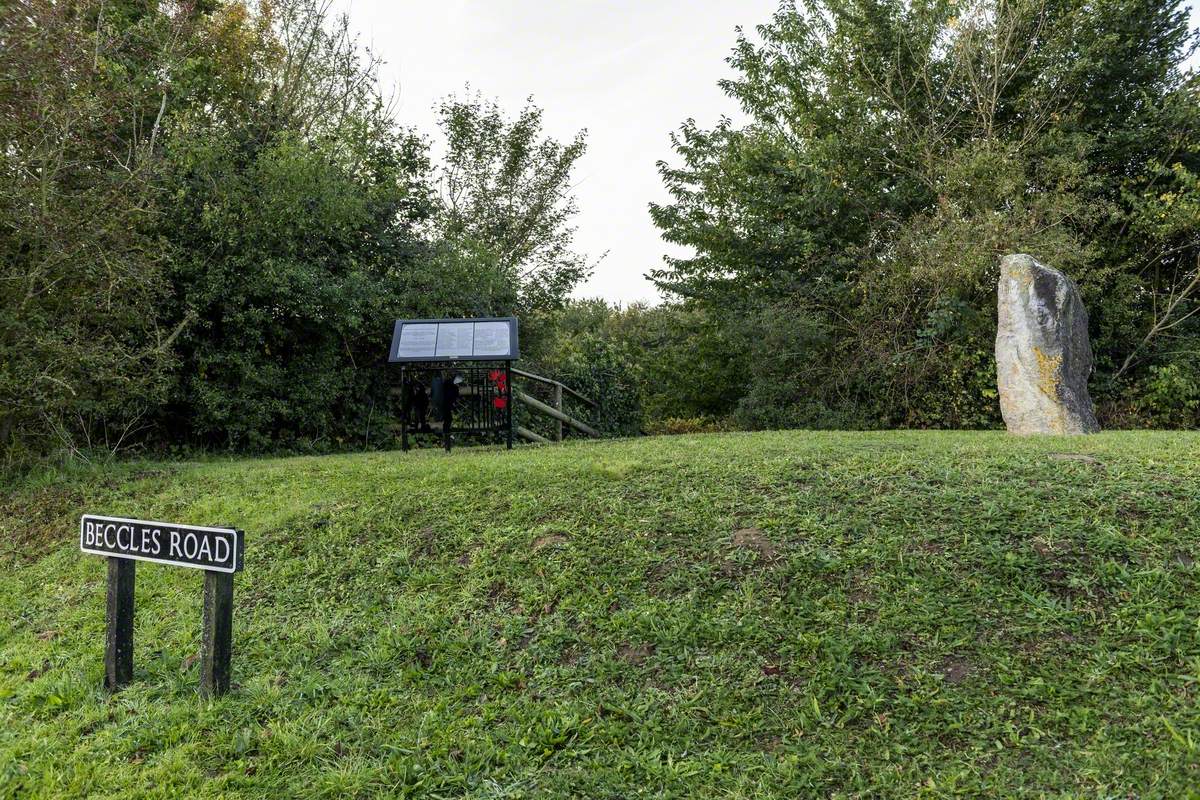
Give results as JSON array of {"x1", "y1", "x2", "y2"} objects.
[
  {"x1": 155, "y1": 0, "x2": 438, "y2": 450},
  {"x1": 436, "y1": 94, "x2": 596, "y2": 312},
  {"x1": 1, "y1": 0, "x2": 602, "y2": 464},
  {"x1": 0, "y1": 0, "x2": 191, "y2": 463},
  {"x1": 651, "y1": 0, "x2": 1200, "y2": 428}
]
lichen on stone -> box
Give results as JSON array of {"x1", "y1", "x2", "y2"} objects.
[{"x1": 1033, "y1": 346, "x2": 1062, "y2": 398}]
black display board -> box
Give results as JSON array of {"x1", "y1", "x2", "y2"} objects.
[
  {"x1": 389, "y1": 318, "x2": 518, "y2": 452},
  {"x1": 388, "y1": 317, "x2": 519, "y2": 363}
]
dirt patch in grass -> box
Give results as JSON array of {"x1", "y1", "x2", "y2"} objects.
[
  {"x1": 417, "y1": 525, "x2": 439, "y2": 555},
  {"x1": 486, "y1": 580, "x2": 514, "y2": 611},
  {"x1": 848, "y1": 568, "x2": 875, "y2": 607},
  {"x1": 457, "y1": 545, "x2": 478, "y2": 567},
  {"x1": 25, "y1": 660, "x2": 51, "y2": 681},
  {"x1": 756, "y1": 734, "x2": 784, "y2": 752},
  {"x1": 617, "y1": 642, "x2": 655, "y2": 666},
  {"x1": 532, "y1": 534, "x2": 567, "y2": 551},
  {"x1": 731, "y1": 528, "x2": 778, "y2": 560},
  {"x1": 1031, "y1": 539, "x2": 1061, "y2": 558},
  {"x1": 1118, "y1": 505, "x2": 1150, "y2": 523},
  {"x1": 645, "y1": 559, "x2": 674, "y2": 589},
  {"x1": 939, "y1": 657, "x2": 972, "y2": 685}
]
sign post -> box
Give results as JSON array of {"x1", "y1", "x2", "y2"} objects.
[
  {"x1": 104, "y1": 557, "x2": 135, "y2": 690},
  {"x1": 201, "y1": 571, "x2": 235, "y2": 697},
  {"x1": 80, "y1": 515, "x2": 243, "y2": 696},
  {"x1": 506, "y1": 361, "x2": 514, "y2": 450}
]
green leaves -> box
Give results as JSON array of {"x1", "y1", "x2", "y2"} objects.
[
  {"x1": 651, "y1": 0, "x2": 1200, "y2": 429},
  {"x1": 435, "y1": 94, "x2": 594, "y2": 312},
  {"x1": 1, "y1": 1, "x2": 601, "y2": 464}
]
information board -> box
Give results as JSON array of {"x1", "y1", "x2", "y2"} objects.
[{"x1": 388, "y1": 317, "x2": 519, "y2": 362}]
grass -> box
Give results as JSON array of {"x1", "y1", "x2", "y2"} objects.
[{"x1": 2, "y1": 430, "x2": 1200, "y2": 798}]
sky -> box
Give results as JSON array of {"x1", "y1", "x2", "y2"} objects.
[
  {"x1": 331, "y1": 0, "x2": 778, "y2": 305},
  {"x1": 333, "y1": 1, "x2": 1200, "y2": 306}
]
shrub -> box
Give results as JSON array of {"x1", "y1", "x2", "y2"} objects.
[{"x1": 551, "y1": 336, "x2": 644, "y2": 437}]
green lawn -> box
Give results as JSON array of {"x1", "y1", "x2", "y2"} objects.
[{"x1": 3, "y1": 431, "x2": 1200, "y2": 798}]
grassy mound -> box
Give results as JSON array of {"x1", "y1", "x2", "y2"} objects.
[{"x1": 2, "y1": 431, "x2": 1200, "y2": 797}]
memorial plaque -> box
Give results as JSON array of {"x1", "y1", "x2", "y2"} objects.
[
  {"x1": 388, "y1": 317, "x2": 519, "y2": 362},
  {"x1": 473, "y1": 320, "x2": 512, "y2": 356},
  {"x1": 435, "y1": 321, "x2": 475, "y2": 357},
  {"x1": 80, "y1": 515, "x2": 242, "y2": 573}
]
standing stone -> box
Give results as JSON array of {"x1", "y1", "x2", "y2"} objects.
[{"x1": 995, "y1": 254, "x2": 1100, "y2": 434}]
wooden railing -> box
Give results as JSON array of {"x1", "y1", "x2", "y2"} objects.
[
  {"x1": 510, "y1": 368, "x2": 599, "y2": 443},
  {"x1": 387, "y1": 368, "x2": 599, "y2": 446}
]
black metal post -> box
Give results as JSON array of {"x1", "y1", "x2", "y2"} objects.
[
  {"x1": 505, "y1": 361, "x2": 513, "y2": 450},
  {"x1": 104, "y1": 557, "x2": 135, "y2": 691},
  {"x1": 442, "y1": 370, "x2": 452, "y2": 453},
  {"x1": 400, "y1": 367, "x2": 409, "y2": 452},
  {"x1": 200, "y1": 570, "x2": 234, "y2": 697}
]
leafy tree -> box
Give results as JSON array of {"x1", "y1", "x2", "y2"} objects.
[
  {"x1": 652, "y1": 0, "x2": 1200, "y2": 428},
  {"x1": 154, "y1": 1, "x2": 437, "y2": 450},
  {"x1": 0, "y1": 0, "x2": 190, "y2": 463},
  {"x1": 535, "y1": 300, "x2": 744, "y2": 430},
  {"x1": 0, "y1": 0, "x2": 604, "y2": 464},
  {"x1": 436, "y1": 94, "x2": 596, "y2": 312}
]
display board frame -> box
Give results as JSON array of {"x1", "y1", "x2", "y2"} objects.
[
  {"x1": 388, "y1": 317, "x2": 519, "y2": 363},
  {"x1": 397, "y1": 362, "x2": 514, "y2": 452}
]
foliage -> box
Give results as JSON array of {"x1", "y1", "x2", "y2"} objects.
[
  {"x1": 0, "y1": 1, "x2": 593, "y2": 463},
  {"x1": 551, "y1": 335, "x2": 644, "y2": 436},
  {"x1": 644, "y1": 415, "x2": 735, "y2": 435},
  {"x1": 158, "y1": 128, "x2": 431, "y2": 450},
  {"x1": 537, "y1": 300, "x2": 745, "y2": 429},
  {"x1": 651, "y1": 0, "x2": 1200, "y2": 429},
  {"x1": 5, "y1": 431, "x2": 1200, "y2": 796},
  {"x1": 152, "y1": 0, "x2": 437, "y2": 450},
  {"x1": 1133, "y1": 361, "x2": 1200, "y2": 427},
  {"x1": 0, "y1": 0, "x2": 186, "y2": 465},
  {"x1": 436, "y1": 94, "x2": 595, "y2": 312}
]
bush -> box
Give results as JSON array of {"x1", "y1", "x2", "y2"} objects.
[
  {"x1": 1135, "y1": 363, "x2": 1200, "y2": 428},
  {"x1": 550, "y1": 336, "x2": 644, "y2": 437},
  {"x1": 648, "y1": 0, "x2": 1200, "y2": 431},
  {"x1": 157, "y1": 122, "x2": 433, "y2": 451}
]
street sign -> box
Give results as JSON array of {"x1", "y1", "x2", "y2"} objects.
[
  {"x1": 80, "y1": 515, "x2": 242, "y2": 573},
  {"x1": 80, "y1": 514, "x2": 243, "y2": 696}
]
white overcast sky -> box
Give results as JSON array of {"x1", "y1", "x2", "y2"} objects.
[
  {"x1": 332, "y1": 0, "x2": 778, "y2": 305},
  {"x1": 333, "y1": 1, "x2": 1200, "y2": 306}
]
